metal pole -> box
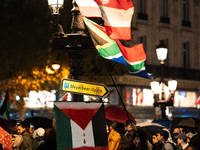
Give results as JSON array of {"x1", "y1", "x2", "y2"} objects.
[
  {"x1": 160, "y1": 63, "x2": 166, "y2": 118},
  {"x1": 101, "y1": 58, "x2": 131, "y2": 121}
]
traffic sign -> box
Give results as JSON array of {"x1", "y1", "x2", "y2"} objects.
[{"x1": 60, "y1": 79, "x2": 110, "y2": 97}]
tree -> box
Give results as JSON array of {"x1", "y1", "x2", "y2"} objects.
[{"x1": 4, "y1": 66, "x2": 70, "y2": 120}]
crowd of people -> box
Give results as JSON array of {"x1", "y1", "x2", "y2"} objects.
[
  {"x1": 1, "y1": 118, "x2": 200, "y2": 150},
  {"x1": 106, "y1": 119, "x2": 200, "y2": 150},
  {"x1": 0, "y1": 118, "x2": 57, "y2": 150}
]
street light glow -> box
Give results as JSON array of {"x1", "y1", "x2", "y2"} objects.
[
  {"x1": 48, "y1": 0, "x2": 64, "y2": 14},
  {"x1": 52, "y1": 63, "x2": 60, "y2": 70},
  {"x1": 150, "y1": 81, "x2": 160, "y2": 94},
  {"x1": 156, "y1": 47, "x2": 168, "y2": 64},
  {"x1": 168, "y1": 80, "x2": 178, "y2": 91}
]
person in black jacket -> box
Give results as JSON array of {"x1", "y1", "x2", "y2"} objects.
[
  {"x1": 189, "y1": 128, "x2": 200, "y2": 150},
  {"x1": 121, "y1": 119, "x2": 148, "y2": 150},
  {"x1": 36, "y1": 128, "x2": 56, "y2": 150},
  {"x1": 121, "y1": 119, "x2": 136, "y2": 150},
  {"x1": 152, "y1": 134, "x2": 162, "y2": 150}
]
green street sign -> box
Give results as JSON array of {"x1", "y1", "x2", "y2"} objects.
[{"x1": 60, "y1": 79, "x2": 110, "y2": 97}]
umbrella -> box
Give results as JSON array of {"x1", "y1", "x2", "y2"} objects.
[
  {"x1": 152, "y1": 118, "x2": 171, "y2": 129},
  {"x1": 171, "y1": 117, "x2": 200, "y2": 128},
  {"x1": 136, "y1": 122, "x2": 164, "y2": 141},
  {"x1": 35, "y1": 112, "x2": 55, "y2": 119},
  {"x1": 0, "y1": 126, "x2": 12, "y2": 150},
  {"x1": 22, "y1": 117, "x2": 53, "y2": 129},
  {"x1": 0, "y1": 118, "x2": 15, "y2": 131},
  {"x1": 104, "y1": 106, "x2": 136, "y2": 124}
]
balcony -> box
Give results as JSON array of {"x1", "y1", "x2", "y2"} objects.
[
  {"x1": 182, "y1": 20, "x2": 191, "y2": 27},
  {"x1": 160, "y1": 17, "x2": 170, "y2": 24},
  {"x1": 146, "y1": 65, "x2": 200, "y2": 81},
  {"x1": 137, "y1": 13, "x2": 148, "y2": 20}
]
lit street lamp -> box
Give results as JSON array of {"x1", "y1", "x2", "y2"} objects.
[
  {"x1": 47, "y1": 0, "x2": 94, "y2": 102},
  {"x1": 151, "y1": 42, "x2": 177, "y2": 119},
  {"x1": 52, "y1": 63, "x2": 60, "y2": 70}
]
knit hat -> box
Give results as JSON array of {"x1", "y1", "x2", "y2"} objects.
[
  {"x1": 174, "y1": 133, "x2": 187, "y2": 141},
  {"x1": 33, "y1": 128, "x2": 45, "y2": 138}
]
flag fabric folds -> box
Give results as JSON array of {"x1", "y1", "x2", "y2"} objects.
[
  {"x1": 83, "y1": 17, "x2": 126, "y2": 65},
  {"x1": 83, "y1": 17, "x2": 153, "y2": 79},
  {"x1": 75, "y1": 0, "x2": 102, "y2": 18},
  {"x1": 76, "y1": 0, "x2": 134, "y2": 40},
  {"x1": 54, "y1": 102, "x2": 108, "y2": 150},
  {"x1": 0, "y1": 126, "x2": 12, "y2": 150},
  {"x1": 94, "y1": 0, "x2": 134, "y2": 40},
  {"x1": 195, "y1": 91, "x2": 200, "y2": 105},
  {"x1": 0, "y1": 89, "x2": 10, "y2": 120}
]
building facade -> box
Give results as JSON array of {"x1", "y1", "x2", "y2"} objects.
[{"x1": 105, "y1": 0, "x2": 200, "y2": 120}]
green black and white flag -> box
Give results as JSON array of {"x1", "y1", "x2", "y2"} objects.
[{"x1": 54, "y1": 102, "x2": 108, "y2": 150}]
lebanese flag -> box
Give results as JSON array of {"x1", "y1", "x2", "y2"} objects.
[
  {"x1": 54, "y1": 102, "x2": 108, "y2": 150},
  {"x1": 76, "y1": 0, "x2": 102, "y2": 18},
  {"x1": 94, "y1": 0, "x2": 134, "y2": 40}
]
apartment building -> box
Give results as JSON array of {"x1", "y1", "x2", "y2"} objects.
[{"x1": 106, "y1": 0, "x2": 200, "y2": 114}]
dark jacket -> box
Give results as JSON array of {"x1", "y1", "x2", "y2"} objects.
[
  {"x1": 21, "y1": 131, "x2": 33, "y2": 150},
  {"x1": 189, "y1": 133, "x2": 200, "y2": 150},
  {"x1": 152, "y1": 142, "x2": 163, "y2": 150},
  {"x1": 121, "y1": 132, "x2": 136, "y2": 150},
  {"x1": 36, "y1": 139, "x2": 56, "y2": 150}
]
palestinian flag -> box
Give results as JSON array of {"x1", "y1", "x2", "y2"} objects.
[
  {"x1": 54, "y1": 102, "x2": 108, "y2": 150},
  {"x1": 0, "y1": 89, "x2": 10, "y2": 120},
  {"x1": 83, "y1": 17, "x2": 153, "y2": 79},
  {"x1": 94, "y1": 0, "x2": 134, "y2": 40}
]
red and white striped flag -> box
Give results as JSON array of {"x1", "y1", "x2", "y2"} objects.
[
  {"x1": 76, "y1": 0, "x2": 134, "y2": 40},
  {"x1": 76, "y1": 0, "x2": 102, "y2": 17},
  {"x1": 94, "y1": 0, "x2": 134, "y2": 40}
]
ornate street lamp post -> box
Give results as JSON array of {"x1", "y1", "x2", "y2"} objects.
[
  {"x1": 156, "y1": 42, "x2": 168, "y2": 100},
  {"x1": 151, "y1": 42, "x2": 177, "y2": 119},
  {"x1": 47, "y1": 0, "x2": 93, "y2": 102}
]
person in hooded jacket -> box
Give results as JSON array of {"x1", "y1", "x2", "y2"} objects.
[{"x1": 36, "y1": 128, "x2": 56, "y2": 150}]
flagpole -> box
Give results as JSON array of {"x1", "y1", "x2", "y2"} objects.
[{"x1": 101, "y1": 57, "x2": 131, "y2": 121}]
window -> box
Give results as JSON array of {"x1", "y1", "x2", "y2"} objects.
[
  {"x1": 138, "y1": 0, "x2": 148, "y2": 20},
  {"x1": 137, "y1": 36, "x2": 146, "y2": 52},
  {"x1": 160, "y1": 0, "x2": 170, "y2": 23},
  {"x1": 182, "y1": 0, "x2": 190, "y2": 27},
  {"x1": 182, "y1": 42, "x2": 189, "y2": 69}
]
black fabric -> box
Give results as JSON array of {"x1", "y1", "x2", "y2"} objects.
[
  {"x1": 0, "y1": 143, "x2": 3, "y2": 150},
  {"x1": 36, "y1": 140, "x2": 56, "y2": 150},
  {"x1": 189, "y1": 133, "x2": 200, "y2": 150},
  {"x1": 152, "y1": 142, "x2": 162, "y2": 150},
  {"x1": 0, "y1": 89, "x2": 8, "y2": 115},
  {"x1": 121, "y1": 133, "x2": 136, "y2": 150},
  {"x1": 135, "y1": 142, "x2": 147, "y2": 150},
  {"x1": 92, "y1": 104, "x2": 108, "y2": 147}
]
